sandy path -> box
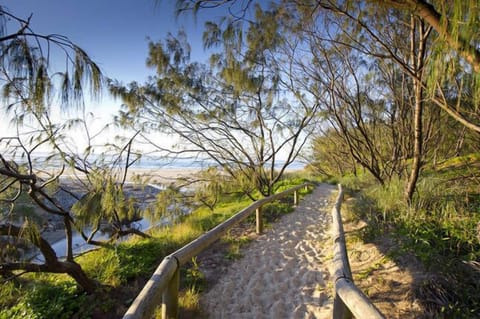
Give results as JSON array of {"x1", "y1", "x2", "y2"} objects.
[{"x1": 200, "y1": 184, "x2": 336, "y2": 319}]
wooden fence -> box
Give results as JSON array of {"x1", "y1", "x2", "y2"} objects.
[
  {"x1": 332, "y1": 184, "x2": 385, "y2": 319},
  {"x1": 122, "y1": 183, "x2": 311, "y2": 319}
]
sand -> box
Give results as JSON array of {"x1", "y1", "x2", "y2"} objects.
[
  {"x1": 124, "y1": 167, "x2": 202, "y2": 185},
  {"x1": 37, "y1": 167, "x2": 202, "y2": 186},
  {"x1": 200, "y1": 184, "x2": 336, "y2": 319}
]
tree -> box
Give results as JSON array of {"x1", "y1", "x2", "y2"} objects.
[
  {"x1": 404, "y1": 15, "x2": 431, "y2": 202},
  {"x1": 309, "y1": 129, "x2": 360, "y2": 178},
  {"x1": 0, "y1": 6, "x2": 102, "y2": 113},
  {"x1": 177, "y1": 0, "x2": 480, "y2": 127},
  {"x1": 0, "y1": 137, "x2": 97, "y2": 293},
  {"x1": 291, "y1": 0, "x2": 478, "y2": 199},
  {"x1": 192, "y1": 167, "x2": 226, "y2": 212},
  {"x1": 111, "y1": 6, "x2": 321, "y2": 199},
  {"x1": 379, "y1": 0, "x2": 480, "y2": 73},
  {"x1": 70, "y1": 134, "x2": 154, "y2": 245},
  {"x1": 0, "y1": 6, "x2": 104, "y2": 292}
]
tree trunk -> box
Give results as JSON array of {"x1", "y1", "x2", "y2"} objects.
[
  {"x1": 61, "y1": 261, "x2": 96, "y2": 293},
  {"x1": 0, "y1": 224, "x2": 96, "y2": 293},
  {"x1": 64, "y1": 216, "x2": 74, "y2": 262},
  {"x1": 405, "y1": 80, "x2": 423, "y2": 203},
  {"x1": 405, "y1": 16, "x2": 427, "y2": 203}
]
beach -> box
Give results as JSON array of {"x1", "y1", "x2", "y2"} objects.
[
  {"x1": 124, "y1": 167, "x2": 203, "y2": 185},
  {"x1": 35, "y1": 167, "x2": 202, "y2": 186}
]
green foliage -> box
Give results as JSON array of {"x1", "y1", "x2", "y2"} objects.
[
  {"x1": 72, "y1": 176, "x2": 140, "y2": 230},
  {"x1": 79, "y1": 249, "x2": 123, "y2": 286},
  {"x1": 348, "y1": 165, "x2": 480, "y2": 316},
  {"x1": 272, "y1": 176, "x2": 309, "y2": 193},
  {"x1": 364, "y1": 178, "x2": 408, "y2": 219},
  {"x1": 261, "y1": 201, "x2": 295, "y2": 224},
  {"x1": 115, "y1": 238, "x2": 175, "y2": 281},
  {"x1": 145, "y1": 185, "x2": 185, "y2": 223},
  {"x1": 223, "y1": 235, "x2": 252, "y2": 260},
  {"x1": 178, "y1": 287, "x2": 201, "y2": 315},
  {"x1": 338, "y1": 172, "x2": 376, "y2": 193},
  {"x1": 0, "y1": 6, "x2": 103, "y2": 114},
  {"x1": 111, "y1": 3, "x2": 320, "y2": 198},
  {"x1": 185, "y1": 209, "x2": 224, "y2": 232},
  {"x1": 182, "y1": 257, "x2": 205, "y2": 291},
  {"x1": 0, "y1": 281, "x2": 93, "y2": 319},
  {"x1": 435, "y1": 153, "x2": 480, "y2": 171},
  {"x1": 193, "y1": 167, "x2": 226, "y2": 211},
  {"x1": 0, "y1": 281, "x2": 20, "y2": 309}
]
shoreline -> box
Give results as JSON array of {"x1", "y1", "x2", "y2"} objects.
[
  {"x1": 125, "y1": 167, "x2": 202, "y2": 185},
  {"x1": 37, "y1": 168, "x2": 202, "y2": 247},
  {"x1": 36, "y1": 167, "x2": 203, "y2": 185},
  {"x1": 39, "y1": 166, "x2": 305, "y2": 185},
  {"x1": 36, "y1": 166, "x2": 304, "y2": 247}
]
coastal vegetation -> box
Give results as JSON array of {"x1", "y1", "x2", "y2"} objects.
[
  {"x1": 175, "y1": 0, "x2": 479, "y2": 316},
  {"x1": 0, "y1": 172, "x2": 311, "y2": 318},
  {"x1": 1, "y1": 0, "x2": 480, "y2": 318}
]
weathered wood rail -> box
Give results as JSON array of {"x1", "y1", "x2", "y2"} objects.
[
  {"x1": 332, "y1": 184, "x2": 385, "y2": 319},
  {"x1": 122, "y1": 182, "x2": 311, "y2": 319}
]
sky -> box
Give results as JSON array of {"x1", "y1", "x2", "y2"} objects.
[
  {"x1": 1, "y1": 0, "x2": 226, "y2": 152},
  {"x1": 5, "y1": 0, "x2": 213, "y2": 83}
]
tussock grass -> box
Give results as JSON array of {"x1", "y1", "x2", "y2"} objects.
[
  {"x1": 347, "y1": 164, "x2": 480, "y2": 317},
  {"x1": 179, "y1": 287, "x2": 201, "y2": 312}
]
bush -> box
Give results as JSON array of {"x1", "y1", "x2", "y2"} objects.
[
  {"x1": 347, "y1": 172, "x2": 480, "y2": 316},
  {"x1": 0, "y1": 281, "x2": 93, "y2": 319}
]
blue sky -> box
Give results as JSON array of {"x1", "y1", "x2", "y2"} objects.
[
  {"x1": 5, "y1": 0, "x2": 215, "y2": 83},
  {"x1": 1, "y1": 0, "x2": 225, "y2": 150}
]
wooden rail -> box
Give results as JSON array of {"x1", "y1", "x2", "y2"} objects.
[
  {"x1": 123, "y1": 183, "x2": 311, "y2": 319},
  {"x1": 332, "y1": 184, "x2": 385, "y2": 319}
]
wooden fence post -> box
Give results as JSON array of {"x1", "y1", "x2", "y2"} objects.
[
  {"x1": 162, "y1": 259, "x2": 180, "y2": 319},
  {"x1": 294, "y1": 190, "x2": 298, "y2": 206},
  {"x1": 333, "y1": 295, "x2": 352, "y2": 319},
  {"x1": 256, "y1": 207, "x2": 263, "y2": 234}
]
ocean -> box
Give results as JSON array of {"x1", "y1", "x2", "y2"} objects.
[{"x1": 7, "y1": 152, "x2": 306, "y2": 171}]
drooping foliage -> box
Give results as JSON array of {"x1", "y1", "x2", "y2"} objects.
[
  {"x1": 111, "y1": 5, "x2": 321, "y2": 198},
  {"x1": 0, "y1": 6, "x2": 103, "y2": 115},
  {"x1": 0, "y1": 6, "x2": 109, "y2": 292}
]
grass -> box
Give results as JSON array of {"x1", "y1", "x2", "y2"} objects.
[
  {"x1": 345, "y1": 162, "x2": 480, "y2": 318},
  {"x1": 222, "y1": 234, "x2": 252, "y2": 260},
  {"x1": 354, "y1": 256, "x2": 390, "y2": 281},
  {"x1": 0, "y1": 175, "x2": 311, "y2": 318},
  {"x1": 0, "y1": 280, "x2": 95, "y2": 319},
  {"x1": 434, "y1": 152, "x2": 480, "y2": 170}
]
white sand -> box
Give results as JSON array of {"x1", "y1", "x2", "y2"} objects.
[
  {"x1": 36, "y1": 167, "x2": 203, "y2": 186},
  {"x1": 200, "y1": 184, "x2": 336, "y2": 319},
  {"x1": 125, "y1": 167, "x2": 202, "y2": 185}
]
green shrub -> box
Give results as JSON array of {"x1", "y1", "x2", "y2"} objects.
[
  {"x1": 0, "y1": 282, "x2": 93, "y2": 319},
  {"x1": 347, "y1": 171, "x2": 480, "y2": 316}
]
